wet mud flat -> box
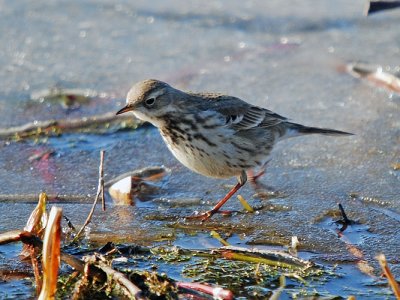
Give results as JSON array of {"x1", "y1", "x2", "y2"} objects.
[
  {"x1": 0, "y1": 0, "x2": 399, "y2": 298},
  {"x1": 0, "y1": 119, "x2": 398, "y2": 298}
]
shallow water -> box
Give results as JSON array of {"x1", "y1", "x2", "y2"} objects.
[{"x1": 0, "y1": 0, "x2": 399, "y2": 298}]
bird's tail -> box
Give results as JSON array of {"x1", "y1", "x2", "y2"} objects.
[{"x1": 284, "y1": 122, "x2": 353, "y2": 138}]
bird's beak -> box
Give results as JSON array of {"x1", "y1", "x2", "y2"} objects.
[{"x1": 116, "y1": 104, "x2": 134, "y2": 115}]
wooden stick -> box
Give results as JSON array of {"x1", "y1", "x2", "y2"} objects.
[
  {"x1": 98, "y1": 264, "x2": 147, "y2": 300},
  {"x1": 0, "y1": 230, "x2": 23, "y2": 244},
  {"x1": 0, "y1": 112, "x2": 140, "y2": 139},
  {"x1": 73, "y1": 150, "x2": 105, "y2": 242}
]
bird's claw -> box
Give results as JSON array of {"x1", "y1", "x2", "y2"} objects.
[{"x1": 185, "y1": 210, "x2": 214, "y2": 222}]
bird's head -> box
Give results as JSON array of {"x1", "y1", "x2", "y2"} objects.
[{"x1": 116, "y1": 79, "x2": 176, "y2": 127}]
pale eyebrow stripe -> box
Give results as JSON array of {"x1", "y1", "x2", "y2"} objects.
[{"x1": 146, "y1": 88, "x2": 166, "y2": 100}]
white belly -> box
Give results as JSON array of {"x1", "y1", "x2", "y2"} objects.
[
  {"x1": 161, "y1": 133, "x2": 236, "y2": 178},
  {"x1": 157, "y1": 112, "x2": 272, "y2": 178}
]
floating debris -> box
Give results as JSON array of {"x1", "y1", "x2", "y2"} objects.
[
  {"x1": 217, "y1": 245, "x2": 313, "y2": 270},
  {"x1": 314, "y1": 205, "x2": 376, "y2": 277},
  {"x1": 28, "y1": 150, "x2": 55, "y2": 162},
  {"x1": 350, "y1": 193, "x2": 400, "y2": 222},
  {"x1": 237, "y1": 195, "x2": 254, "y2": 213},
  {"x1": 365, "y1": 1, "x2": 400, "y2": 15},
  {"x1": 288, "y1": 236, "x2": 299, "y2": 256},
  {"x1": 108, "y1": 176, "x2": 133, "y2": 205},
  {"x1": 108, "y1": 166, "x2": 170, "y2": 205},
  {"x1": 346, "y1": 62, "x2": 400, "y2": 94},
  {"x1": 350, "y1": 193, "x2": 393, "y2": 207},
  {"x1": 0, "y1": 112, "x2": 141, "y2": 139},
  {"x1": 30, "y1": 87, "x2": 99, "y2": 109},
  {"x1": 392, "y1": 162, "x2": 400, "y2": 170},
  {"x1": 210, "y1": 230, "x2": 231, "y2": 246}
]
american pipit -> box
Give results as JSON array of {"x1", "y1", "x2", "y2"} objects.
[{"x1": 117, "y1": 79, "x2": 352, "y2": 220}]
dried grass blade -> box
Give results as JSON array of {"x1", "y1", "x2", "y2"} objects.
[
  {"x1": 377, "y1": 254, "x2": 400, "y2": 299},
  {"x1": 38, "y1": 206, "x2": 62, "y2": 300}
]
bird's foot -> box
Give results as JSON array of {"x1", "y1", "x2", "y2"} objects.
[
  {"x1": 185, "y1": 209, "x2": 233, "y2": 222},
  {"x1": 186, "y1": 179, "x2": 244, "y2": 222}
]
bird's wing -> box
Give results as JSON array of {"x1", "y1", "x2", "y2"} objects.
[
  {"x1": 193, "y1": 93, "x2": 288, "y2": 131},
  {"x1": 232, "y1": 107, "x2": 288, "y2": 131}
]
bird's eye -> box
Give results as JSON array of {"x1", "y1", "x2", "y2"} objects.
[{"x1": 144, "y1": 97, "x2": 155, "y2": 107}]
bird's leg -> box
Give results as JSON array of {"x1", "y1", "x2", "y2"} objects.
[
  {"x1": 247, "y1": 161, "x2": 281, "y2": 199},
  {"x1": 247, "y1": 169, "x2": 265, "y2": 190},
  {"x1": 186, "y1": 171, "x2": 247, "y2": 221},
  {"x1": 247, "y1": 160, "x2": 270, "y2": 191}
]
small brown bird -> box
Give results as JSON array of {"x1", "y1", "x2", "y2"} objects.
[{"x1": 117, "y1": 79, "x2": 352, "y2": 220}]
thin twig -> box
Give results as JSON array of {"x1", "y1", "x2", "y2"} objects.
[
  {"x1": 338, "y1": 203, "x2": 350, "y2": 224},
  {"x1": 377, "y1": 254, "x2": 400, "y2": 299},
  {"x1": 73, "y1": 150, "x2": 105, "y2": 242},
  {"x1": 100, "y1": 151, "x2": 106, "y2": 211},
  {"x1": 101, "y1": 185, "x2": 105, "y2": 211},
  {"x1": 98, "y1": 264, "x2": 147, "y2": 300},
  {"x1": 100, "y1": 150, "x2": 105, "y2": 211},
  {"x1": 0, "y1": 112, "x2": 140, "y2": 139}
]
